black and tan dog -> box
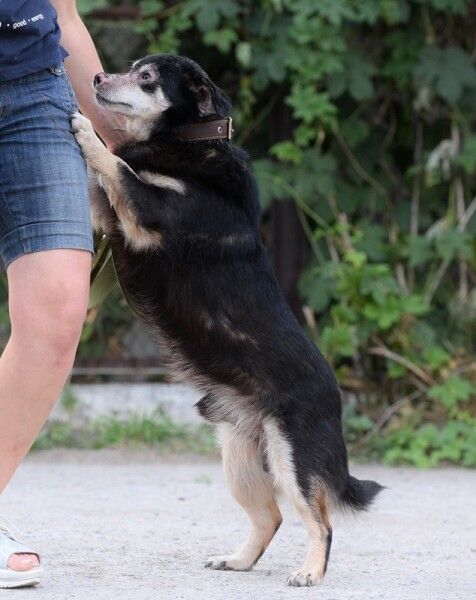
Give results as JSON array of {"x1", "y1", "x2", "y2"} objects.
[{"x1": 71, "y1": 54, "x2": 382, "y2": 587}]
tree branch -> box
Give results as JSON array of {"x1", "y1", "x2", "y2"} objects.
[
  {"x1": 356, "y1": 389, "x2": 424, "y2": 446},
  {"x1": 423, "y1": 195, "x2": 476, "y2": 305},
  {"x1": 368, "y1": 346, "x2": 434, "y2": 386},
  {"x1": 333, "y1": 129, "x2": 388, "y2": 198},
  {"x1": 408, "y1": 119, "x2": 423, "y2": 291}
]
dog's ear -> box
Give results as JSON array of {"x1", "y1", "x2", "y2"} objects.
[
  {"x1": 209, "y1": 82, "x2": 232, "y2": 117},
  {"x1": 190, "y1": 79, "x2": 232, "y2": 118},
  {"x1": 195, "y1": 84, "x2": 215, "y2": 117}
]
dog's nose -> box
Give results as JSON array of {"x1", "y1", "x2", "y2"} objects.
[{"x1": 93, "y1": 72, "x2": 108, "y2": 86}]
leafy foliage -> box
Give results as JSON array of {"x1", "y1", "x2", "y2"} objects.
[
  {"x1": 4, "y1": 0, "x2": 476, "y2": 466},
  {"x1": 74, "y1": 0, "x2": 476, "y2": 466},
  {"x1": 34, "y1": 408, "x2": 216, "y2": 453}
]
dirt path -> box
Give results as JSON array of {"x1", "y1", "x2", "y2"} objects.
[{"x1": 1, "y1": 450, "x2": 475, "y2": 599}]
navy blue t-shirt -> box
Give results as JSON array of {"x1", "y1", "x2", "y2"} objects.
[{"x1": 0, "y1": 0, "x2": 67, "y2": 81}]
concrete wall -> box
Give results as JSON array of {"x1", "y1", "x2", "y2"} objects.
[{"x1": 56, "y1": 383, "x2": 202, "y2": 425}]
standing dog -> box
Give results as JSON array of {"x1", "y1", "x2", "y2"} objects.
[{"x1": 72, "y1": 54, "x2": 382, "y2": 587}]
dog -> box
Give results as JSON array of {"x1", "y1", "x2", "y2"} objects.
[{"x1": 71, "y1": 54, "x2": 383, "y2": 587}]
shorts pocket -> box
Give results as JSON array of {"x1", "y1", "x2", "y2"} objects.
[{"x1": 40, "y1": 64, "x2": 77, "y2": 117}]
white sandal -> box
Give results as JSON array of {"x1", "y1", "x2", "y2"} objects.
[{"x1": 0, "y1": 519, "x2": 42, "y2": 588}]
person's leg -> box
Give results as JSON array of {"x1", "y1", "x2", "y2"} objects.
[
  {"x1": 0, "y1": 249, "x2": 91, "y2": 570},
  {"x1": 0, "y1": 63, "x2": 93, "y2": 580}
]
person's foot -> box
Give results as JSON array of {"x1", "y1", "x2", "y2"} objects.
[
  {"x1": 8, "y1": 553, "x2": 40, "y2": 571},
  {"x1": 0, "y1": 518, "x2": 42, "y2": 588}
]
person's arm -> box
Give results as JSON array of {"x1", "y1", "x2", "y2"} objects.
[{"x1": 51, "y1": 0, "x2": 125, "y2": 148}]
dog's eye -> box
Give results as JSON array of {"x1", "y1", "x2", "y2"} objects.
[{"x1": 141, "y1": 72, "x2": 152, "y2": 81}]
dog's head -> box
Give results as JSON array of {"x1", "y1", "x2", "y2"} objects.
[{"x1": 93, "y1": 54, "x2": 231, "y2": 136}]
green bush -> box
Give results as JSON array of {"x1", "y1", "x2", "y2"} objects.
[
  {"x1": 3, "y1": 1, "x2": 475, "y2": 466},
  {"x1": 34, "y1": 409, "x2": 216, "y2": 453}
]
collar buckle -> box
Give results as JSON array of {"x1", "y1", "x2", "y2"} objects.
[{"x1": 226, "y1": 117, "x2": 234, "y2": 140}]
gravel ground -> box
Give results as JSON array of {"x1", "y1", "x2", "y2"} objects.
[{"x1": 1, "y1": 450, "x2": 475, "y2": 600}]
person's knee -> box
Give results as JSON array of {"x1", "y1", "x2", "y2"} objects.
[{"x1": 9, "y1": 274, "x2": 89, "y2": 364}]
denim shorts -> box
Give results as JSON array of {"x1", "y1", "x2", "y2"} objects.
[{"x1": 0, "y1": 64, "x2": 93, "y2": 270}]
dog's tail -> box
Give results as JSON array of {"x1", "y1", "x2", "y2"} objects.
[{"x1": 338, "y1": 475, "x2": 384, "y2": 512}]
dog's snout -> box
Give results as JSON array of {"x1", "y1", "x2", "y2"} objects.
[{"x1": 94, "y1": 72, "x2": 108, "y2": 86}]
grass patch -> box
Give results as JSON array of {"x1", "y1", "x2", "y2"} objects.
[
  {"x1": 35, "y1": 403, "x2": 475, "y2": 467},
  {"x1": 33, "y1": 409, "x2": 216, "y2": 454}
]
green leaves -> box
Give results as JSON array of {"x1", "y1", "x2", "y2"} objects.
[
  {"x1": 328, "y1": 54, "x2": 375, "y2": 101},
  {"x1": 195, "y1": 5, "x2": 219, "y2": 30},
  {"x1": 252, "y1": 159, "x2": 285, "y2": 210},
  {"x1": 236, "y1": 42, "x2": 252, "y2": 67},
  {"x1": 429, "y1": 376, "x2": 474, "y2": 409},
  {"x1": 300, "y1": 273, "x2": 334, "y2": 312},
  {"x1": 77, "y1": 0, "x2": 108, "y2": 12},
  {"x1": 457, "y1": 135, "x2": 476, "y2": 174},
  {"x1": 408, "y1": 236, "x2": 433, "y2": 267},
  {"x1": 362, "y1": 294, "x2": 427, "y2": 330},
  {"x1": 435, "y1": 229, "x2": 473, "y2": 260},
  {"x1": 287, "y1": 86, "x2": 337, "y2": 128},
  {"x1": 251, "y1": 40, "x2": 289, "y2": 88},
  {"x1": 416, "y1": 0, "x2": 470, "y2": 15},
  {"x1": 255, "y1": 147, "x2": 337, "y2": 208},
  {"x1": 75, "y1": 0, "x2": 476, "y2": 467},
  {"x1": 423, "y1": 346, "x2": 450, "y2": 371},
  {"x1": 380, "y1": 0, "x2": 410, "y2": 24},
  {"x1": 414, "y1": 46, "x2": 476, "y2": 104},
  {"x1": 375, "y1": 420, "x2": 476, "y2": 468},
  {"x1": 321, "y1": 323, "x2": 357, "y2": 358},
  {"x1": 203, "y1": 28, "x2": 238, "y2": 52},
  {"x1": 313, "y1": 0, "x2": 356, "y2": 25},
  {"x1": 189, "y1": 0, "x2": 240, "y2": 32},
  {"x1": 139, "y1": 0, "x2": 165, "y2": 16},
  {"x1": 270, "y1": 141, "x2": 303, "y2": 164}
]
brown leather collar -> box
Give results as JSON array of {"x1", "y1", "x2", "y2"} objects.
[{"x1": 171, "y1": 117, "x2": 234, "y2": 142}]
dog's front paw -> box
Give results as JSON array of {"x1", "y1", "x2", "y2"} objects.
[
  {"x1": 205, "y1": 555, "x2": 253, "y2": 572},
  {"x1": 286, "y1": 569, "x2": 320, "y2": 587},
  {"x1": 71, "y1": 112, "x2": 108, "y2": 171}
]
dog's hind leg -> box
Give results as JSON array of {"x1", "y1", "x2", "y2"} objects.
[
  {"x1": 264, "y1": 418, "x2": 332, "y2": 587},
  {"x1": 205, "y1": 423, "x2": 282, "y2": 571},
  {"x1": 285, "y1": 489, "x2": 332, "y2": 587}
]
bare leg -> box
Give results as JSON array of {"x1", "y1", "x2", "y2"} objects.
[
  {"x1": 0, "y1": 250, "x2": 91, "y2": 570},
  {"x1": 205, "y1": 423, "x2": 282, "y2": 571}
]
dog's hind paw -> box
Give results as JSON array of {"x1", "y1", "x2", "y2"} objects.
[
  {"x1": 205, "y1": 555, "x2": 253, "y2": 571},
  {"x1": 286, "y1": 570, "x2": 320, "y2": 587}
]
